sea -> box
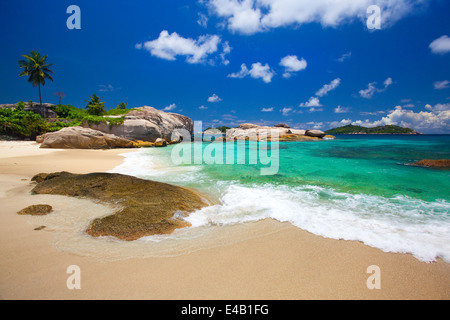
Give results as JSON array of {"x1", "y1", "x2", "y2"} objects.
[{"x1": 109, "y1": 134, "x2": 450, "y2": 263}]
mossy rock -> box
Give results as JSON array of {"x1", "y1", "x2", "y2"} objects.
[
  {"x1": 31, "y1": 172, "x2": 209, "y2": 241},
  {"x1": 18, "y1": 204, "x2": 53, "y2": 216}
]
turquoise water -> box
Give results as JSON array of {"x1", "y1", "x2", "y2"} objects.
[{"x1": 111, "y1": 135, "x2": 450, "y2": 262}]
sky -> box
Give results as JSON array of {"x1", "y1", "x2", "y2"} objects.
[{"x1": 0, "y1": 0, "x2": 449, "y2": 133}]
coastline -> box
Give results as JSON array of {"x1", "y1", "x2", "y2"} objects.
[{"x1": 0, "y1": 141, "x2": 449, "y2": 300}]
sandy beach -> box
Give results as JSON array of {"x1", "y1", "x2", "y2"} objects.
[{"x1": 0, "y1": 141, "x2": 449, "y2": 300}]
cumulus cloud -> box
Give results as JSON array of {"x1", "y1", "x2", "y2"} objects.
[
  {"x1": 136, "y1": 30, "x2": 221, "y2": 64},
  {"x1": 352, "y1": 104, "x2": 449, "y2": 133},
  {"x1": 199, "y1": 105, "x2": 208, "y2": 110},
  {"x1": 334, "y1": 106, "x2": 351, "y2": 114},
  {"x1": 429, "y1": 35, "x2": 450, "y2": 55},
  {"x1": 316, "y1": 78, "x2": 341, "y2": 97},
  {"x1": 261, "y1": 107, "x2": 274, "y2": 112},
  {"x1": 299, "y1": 96, "x2": 322, "y2": 108},
  {"x1": 228, "y1": 62, "x2": 275, "y2": 83},
  {"x1": 208, "y1": 93, "x2": 223, "y2": 102},
  {"x1": 279, "y1": 55, "x2": 307, "y2": 78},
  {"x1": 205, "y1": 0, "x2": 427, "y2": 35},
  {"x1": 359, "y1": 77, "x2": 393, "y2": 99},
  {"x1": 434, "y1": 80, "x2": 450, "y2": 90}
]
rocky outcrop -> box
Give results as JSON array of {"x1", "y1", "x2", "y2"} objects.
[
  {"x1": 411, "y1": 159, "x2": 450, "y2": 168},
  {"x1": 38, "y1": 127, "x2": 136, "y2": 149},
  {"x1": 305, "y1": 130, "x2": 326, "y2": 138},
  {"x1": 17, "y1": 204, "x2": 53, "y2": 216},
  {"x1": 31, "y1": 172, "x2": 210, "y2": 241},
  {"x1": 224, "y1": 124, "x2": 324, "y2": 142},
  {"x1": 83, "y1": 106, "x2": 193, "y2": 143}
]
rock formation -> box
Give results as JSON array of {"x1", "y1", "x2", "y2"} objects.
[
  {"x1": 83, "y1": 106, "x2": 193, "y2": 142},
  {"x1": 224, "y1": 123, "x2": 327, "y2": 142},
  {"x1": 31, "y1": 172, "x2": 210, "y2": 241},
  {"x1": 38, "y1": 127, "x2": 136, "y2": 149}
]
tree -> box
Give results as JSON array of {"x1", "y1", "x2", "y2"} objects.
[
  {"x1": 53, "y1": 91, "x2": 66, "y2": 105},
  {"x1": 117, "y1": 102, "x2": 128, "y2": 110},
  {"x1": 85, "y1": 94, "x2": 105, "y2": 116},
  {"x1": 18, "y1": 51, "x2": 54, "y2": 105}
]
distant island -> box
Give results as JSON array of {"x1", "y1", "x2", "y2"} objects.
[{"x1": 325, "y1": 125, "x2": 421, "y2": 135}]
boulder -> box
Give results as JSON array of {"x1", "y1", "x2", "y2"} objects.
[
  {"x1": 31, "y1": 172, "x2": 210, "y2": 241},
  {"x1": 225, "y1": 124, "x2": 321, "y2": 142},
  {"x1": 38, "y1": 127, "x2": 136, "y2": 149},
  {"x1": 18, "y1": 204, "x2": 53, "y2": 216},
  {"x1": 274, "y1": 123, "x2": 291, "y2": 128},
  {"x1": 83, "y1": 106, "x2": 193, "y2": 142},
  {"x1": 305, "y1": 130, "x2": 326, "y2": 138}
]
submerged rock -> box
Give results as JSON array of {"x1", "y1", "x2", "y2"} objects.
[
  {"x1": 411, "y1": 159, "x2": 450, "y2": 168},
  {"x1": 31, "y1": 172, "x2": 210, "y2": 241}
]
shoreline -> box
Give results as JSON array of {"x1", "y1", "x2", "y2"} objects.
[{"x1": 0, "y1": 141, "x2": 449, "y2": 299}]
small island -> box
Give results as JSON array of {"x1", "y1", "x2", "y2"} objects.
[{"x1": 325, "y1": 124, "x2": 421, "y2": 135}]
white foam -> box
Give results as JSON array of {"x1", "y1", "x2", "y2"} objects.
[{"x1": 185, "y1": 183, "x2": 450, "y2": 263}]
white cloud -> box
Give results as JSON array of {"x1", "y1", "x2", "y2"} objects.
[
  {"x1": 337, "y1": 52, "x2": 352, "y2": 62},
  {"x1": 281, "y1": 107, "x2": 293, "y2": 116},
  {"x1": 208, "y1": 93, "x2": 222, "y2": 102},
  {"x1": 316, "y1": 78, "x2": 341, "y2": 97},
  {"x1": 137, "y1": 30, "x2": 221, "y2": 64},
  {"x1": 261, "y1": 107, "x2": 274, "y2": 112},
  {"x1": 220, "y1": 41, "x2": 232, "y2": 65},
  {"x1": 279, "y1": 55, "x2": 307, "y2": 78},
  {"x1": 228, "y1": 62, "x2": 275, "y2": 83},
  {"x1": 228, "y1": 63, "x2": 249, "y2": 78},
  {"x1": 434, "y1": 80, "x2": 450, "y2": 90},
  {"x1": 98, "y1": 84, "x2": 115, "y2": 92},
  {"x1": 334, "y1": 106, "x2": 351, "y2": 113},
  {"x1": 359, "y1": 77, "x2": 393, "y2": 99},
  {"x1": 199, "y1": 105, "x2": 208, "y2": 110},
  {"x1": 429, "y1": 35, "x2": 450, "y2": 55},
  {"x1": 205, "y1": 0, "x2": 427, "y2": 35},
  {"x1": 352, "y1": 104, "x2": 450, "y2": 133},
  {"x1": 299, "y1": 96, "x2": 321, "y2": 107},
  {"x1": 163, "y1": 103, "x2": 177, "y2": 111},
  {"x1": 198, "y1": 13, "x2": 209, "y2": 28}
]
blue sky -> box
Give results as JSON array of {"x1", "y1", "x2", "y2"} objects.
[{"x1": 1, "y1": 0, "x2": 449, "y2": 133}]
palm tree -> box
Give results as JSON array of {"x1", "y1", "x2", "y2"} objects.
[
  {"x1": 85, "y1": 94, "x2": 106, "y2": 116},
  {"x1": 18, "y1": 51, "x2": 54, "y2": 105}
]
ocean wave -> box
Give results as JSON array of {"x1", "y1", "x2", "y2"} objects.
[{"x1": 111, "y1": 147, "x2": 450, "y2": 263}]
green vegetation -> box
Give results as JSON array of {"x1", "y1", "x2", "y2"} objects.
[
  {"x1": 18, "y1": 51, "x2": 54, "y2": 105},
  {"x1": 0, "y1": 105, "x2": 77, "y2": 139},
  {"x1": 85, "y1": 94, "x2": 106, "y2": 116},
  {"x1": 325, "y1": 124, "x2": 420, "y2": 135}
]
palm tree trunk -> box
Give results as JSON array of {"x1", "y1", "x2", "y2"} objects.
[{"x1": 38, "y1": 82, "x2": 42, "y2": 105}]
